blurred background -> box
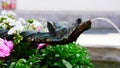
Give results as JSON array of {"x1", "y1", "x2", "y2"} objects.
[
  {"x1": 0, "y1": 0, "x2": 120, "y2": 31},
  {"x1": 0, "y1": 0, "x2": 120, "y2": 11}
]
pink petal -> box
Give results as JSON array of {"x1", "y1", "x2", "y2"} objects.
[
  {"x1": 0, "y1": 52, "x2": 5, "y2": 57},
  {"x1": 0, "y1": 38, "x2": 4, "y2": 42},
  {"x1": 37, "y1": 43, "x2": 48, "y2": 49},
  {"x1": 2, "y1": 45, "x2": 10, "y2": 55},
  {"x1": 36, "y1": 27, "x2": 41, "y2": 32},
  {"x1": 0, "y1": 38, "x2": 12, "y2": 57},
  {"x1": 3, "y1": 52, "x2": 10, "y2": 57},
  {"x1": 0, "y1": 46, "x2": 10, "y2": 57},
  {"x1": 5, "y1": 40, "x2": 13, "y2": 51}
]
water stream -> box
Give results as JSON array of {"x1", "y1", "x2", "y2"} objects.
[
  {"x1": 91, "y1": 17, "x2": 120, "y2": 33},
  {"x1": 89, "y1": 18, "x2": 120, "y2": 68}
]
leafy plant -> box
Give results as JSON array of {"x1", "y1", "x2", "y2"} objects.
[
  {"x1": 10, "y1": 42, "x2": 35, "y2": 59},
  {"x1": 38, "y1": 42, "x2": 93, "y2": 68},
  {"x1": 9, "y1": 42, "x2": 93, "y2": 68},
  {"x1": 0, "y1": 11, "x2": 93, "y2": 68}
]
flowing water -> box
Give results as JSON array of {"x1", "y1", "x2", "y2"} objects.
[
  {"x1": 90, "y1": 17, "x2": 120, "y2": 68},
  {"x1": 91, "y1": 17, "x2": 120, "y2": 33}
]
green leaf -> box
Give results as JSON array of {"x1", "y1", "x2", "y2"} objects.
[
  {"x1": 41, "y1": 64, "x2": 48, "y2": 68},
  {"x1": 62, "y1": 59, "x2": 72, "y2": 68},
  {"x1": 9, "y1": 62, "x2": 16, "y2": 68},
  {"x1": 17, "y1": 59, "x2": 27, "y2": 63},
  {"x1": 27, "y1": 19, "x2": 34, "y2": 23}
]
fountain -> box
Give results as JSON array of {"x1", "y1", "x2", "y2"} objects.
[
  {"x1": 0, "y1": 18, "x2": 91, "y2": 45},
  {"x1": 0, "y1": 10, "x2": 120, "y2": 67},
  {"x1": 91, "y1": 17, "x2": 120, "y2": 33},
  {"x1": 88, "y1": 17, "x2": 120, "y2": 68}
]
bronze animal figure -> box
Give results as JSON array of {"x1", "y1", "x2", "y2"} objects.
[{"x1": 0, "y1": 18, "x2": 91, "y2": 45}]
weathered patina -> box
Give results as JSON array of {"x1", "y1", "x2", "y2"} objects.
[{"x1": 0, "y1": 18, "x2": 91, "y2": 44}]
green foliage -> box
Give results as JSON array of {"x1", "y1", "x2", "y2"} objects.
[
  {"x1": 13, "y1": 32, "x2": 23, "y2": 45},
  {"x1": 38, "y1": 43, "x2": 93, "y2": 68},
  {"x1": 0, "y1": 17, "x2": 7, "y2": 23},
  {"x1": 0, "y1": 60, "x2": 7, "y2": 68},
  {"x1": 62, "y1": 59, "x2": 72, "y2": 68},
  {"x1": 10, "y1": 42, "x2": 35, "y2": 59},
  {"x1": 10, "y1": 55, "x2": 41, "y2": 68},
  {"x1": 27, "y1": 19, "x2": 34, "y2": 24},
  {"x1": 26, "y1": 19, "x2": 34, "y2": 30},
  {"x1": 0, "y1": 42, "x2": 92, "y2": 68},
  {"x1": 10, "y1": 59, "x2": 27, "y2": 68},
  {"x1": 9, "y1": 42, "x2": 92, "y2": 68}
]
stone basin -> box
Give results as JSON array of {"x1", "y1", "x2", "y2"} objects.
[
  {"x1": 76, "y1": 33, "x2": 120, "y2": 68},
  {"x1": 87, "y1": 47, "x2": 120, "y2": 68}
]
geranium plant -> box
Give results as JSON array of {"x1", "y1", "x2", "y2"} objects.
[{"x1": 0, "y1": 10, "x2": 93, "y2": 68}]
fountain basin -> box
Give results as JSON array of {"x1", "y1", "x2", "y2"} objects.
[
  {"x1": 77, "y1": 33, "x2": 120, "y2": 68},
  {"x1": 87, "y1": 47, "x2": 120, "y2": 68},
  {"x1": 77, "y1": 33, "x2": 120, "y2": 47}
]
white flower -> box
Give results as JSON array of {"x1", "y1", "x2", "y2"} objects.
[
  {"x1": 8, "y1": 18, "x2": 16, "y2": 26},
  {"x1": 31, "y1": 20, "x2": 42, "y2": 28},
  {"x1": 0, "y1": 15, "x2": 8, "y2": 19},
  {"x1": 15, "y1": 20, "x2": 23, "y2": 26},
  {"x1": 8, "y1": 27, "x2": 16, "y2": 35},
  {"x1": 39, "y1": 21, "x2": 48, "y2": 32},
  {"x1": 2, "y1": 19, "x2": 9, "y2": 23},
  {"x1": 18, "y1": 17, "x2": 27, "y2": 25},
  {"x1": 33, "y1": 20, "x2": 43, "y2": 27},
  {"x1": 1, "y1": 11, "x2": 16, "y2": 19},
  {"x1": 7, "y1": 11, "x2": 16, "y2": 17},
  {"x1": 0, "y1": 23, "x2": 2, "y2": 26},
  {"x1": 29, "y1": 20, "x2": 43, "y2": 30},
  {"x1": 15, "y1": 25, "x2": 24, "y2": 31},
  {"x1": 2, "y1": 24, "x2": 7, "y2": 29},
  {"x1": 8, "y1": 25, "x2": 24, "y2": 35},
  {"x1": 1, "y1": 10, "x2": 7, "y2": 16}
]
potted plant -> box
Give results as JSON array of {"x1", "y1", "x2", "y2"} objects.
[{"x1": 0, "y1": 10, "x2": 92, "y2": 68}]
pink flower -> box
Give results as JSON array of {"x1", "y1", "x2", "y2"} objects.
[
  {"x1": 36, "y1": 27, "x2": 41, "y2": 32},
  {"x1": 0, "y1": 38, "x2": 13, "y2": 57},
  {"x1": 4, "y1": 40, "x2": 13, "y2": 51},
  {"x1": 37, "y1": 43, "x2": 48, "y2": 49}
]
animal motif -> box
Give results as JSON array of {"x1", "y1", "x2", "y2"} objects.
[{"x1": 0, "y1": 18, "x2": 91, "y2": 45}]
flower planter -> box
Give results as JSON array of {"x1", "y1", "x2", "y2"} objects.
[{"x1": 0, "y1": 10, "x2": 93, "y2": 68}]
